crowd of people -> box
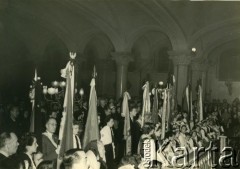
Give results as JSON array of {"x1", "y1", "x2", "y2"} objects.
[{"x1": 0, "y1": 95, "x2": 240, "y2": 169}]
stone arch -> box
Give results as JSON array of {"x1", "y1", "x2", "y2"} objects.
[
  {"x1": 130, "y1": 0, "x2": 187, "y2": 51},
  {"x1": 199, "y1": 33, "x2": 240, "y2": 63},
  {"x1": 190, "y1": 18, "x2": 240, "y2": 62},
  {"x1": 206, "y1": 39, "x2": 240, "y2": 65},
  {"x1": 78, "y1": 30, "x2": 115, "y2": 54},
  {"x1": 190, "y1": 17, "x2": 240, "y2": 45},
  {"x1": 130, "y1": 30, "x2": 172, "y2": 72},
  {"x1": 58, "y1": 1, "x2": 124, "y2": 52},
  {"x1": 82, "y1": 32, "x2": 115, "y2": 71}
]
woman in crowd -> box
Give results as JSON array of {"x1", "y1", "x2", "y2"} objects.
[{"x1": 18, "y1": 132, "x2": 39, "y2": 169}]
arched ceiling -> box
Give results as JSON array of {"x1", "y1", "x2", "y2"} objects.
[{"x1": 0, "y1": 0, "x2": 240, "y2": 64}]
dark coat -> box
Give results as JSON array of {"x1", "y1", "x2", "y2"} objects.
[
  {"x1": 0, "y1": 153, "x2": 7, "y2": 168},
  {"x1": 42, "y1": 134, "x2": 58, "y2": 161},
  {"x1": 0, "y1": 153, "x2": 7, "y2": 162},
  {"x1": 17, "y1": 153, "x2": 36, "y2": 169},
  {"x1": 131, "y1": 121, "x2": 142, "y2": 154}
]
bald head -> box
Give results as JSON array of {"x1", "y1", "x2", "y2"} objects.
[{"x1": 0, "y1": 132, "x2": 19, "y2": 156}]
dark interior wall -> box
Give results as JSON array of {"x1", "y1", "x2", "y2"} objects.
[{"x1": 219, "y1": 48, "x2": 240, "y2": 81}]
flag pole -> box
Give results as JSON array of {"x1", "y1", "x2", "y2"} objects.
[
  {"x1": 122, "y1": 92, "x2": 131, "y2": 155},
  {"x1": 161, "y1": 89, "x2": 167, "y2": 140},
  {"x1": 82, "y1": 65, "x2": 100, "y2": 149},
  {"x1": 29, "y1": 69, "x2": 37, "y2": 133},
  {"x1": 57, "y1": 52, "x2": 76, "y2": 169}
]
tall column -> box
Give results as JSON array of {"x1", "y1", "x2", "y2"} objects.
[
  {"x1": 168, "y1": 50, "x2": 191, "y2": 105},
  {"x1": 112, "y1": 52, "x2": 133, "y2": 99},
  {"x1": 191, "y1": 62, "x2": 208, "y2": 100}
]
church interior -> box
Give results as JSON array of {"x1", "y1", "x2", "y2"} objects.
[{"x1": 0, "y1": 1, "x2": 240, "y2": 169}]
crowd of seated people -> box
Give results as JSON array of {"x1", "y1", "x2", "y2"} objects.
[{"x1": 0, "y1": 96, "x2": 239, "y2": 169}]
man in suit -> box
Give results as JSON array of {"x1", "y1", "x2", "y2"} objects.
[
  {"x1": 42, "y1": 118, "x2": 60, "y2": 161},
  {"x1": 98, "y1": 99, "x2": 106, "y2": 127},
  {"x1": 73, "y1": 121, "x2": 81, "y2": 149},
  {"x1": 129, "y1": 105, "x2": 138, "y2": 154},
  {"x1": 3, "y1": 106, "x2": 22, "y2": 137},
  {"x1": 0, "y1": 132, "x2": 19, "y2": 167},
  {"x1": 132, "y1": 113, "x2": 142, "y2": 154}
]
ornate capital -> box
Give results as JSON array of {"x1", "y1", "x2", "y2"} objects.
[
  {"x1": 168, "y1": 50, "x2": 191, "y2": 66},
  {"x1": 168, "y1": 50, "x2": 191, "y2": 65},
  {"x1": 111, "y1": 52, "x2": 134, "y2": 66}
]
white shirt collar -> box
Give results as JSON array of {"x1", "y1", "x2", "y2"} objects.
[
  {"x1": 46, "y1": 130, "x2": 53, "y2": 137},
  {"x1": 25, "y1": 153, "x2": 36, "y2": 169},
  {"x1": 43, "y1": 131, "x2": 57, "y2": 148},
  {"x1": 25, "y1": 153, "x2": 32, "y2": 159},
  {"x1": 0, "y1": 150, "x2": 9, "y2": 157}
]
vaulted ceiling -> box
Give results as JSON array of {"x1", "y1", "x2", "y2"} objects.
[
  {"x1": 1, "y1": 0, "x2": 239, "y2": 64},
  {"x1": 0, "y1": 0, "x2": 240, "y2": 92}
]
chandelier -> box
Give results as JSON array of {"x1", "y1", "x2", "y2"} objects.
[{"x1": 42, "y1": 81, "x2": 84, "y2": 109}]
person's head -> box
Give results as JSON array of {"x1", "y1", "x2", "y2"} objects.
[
  {"x1": 185, "y1": 133, "x2": 191, "y2": 141},
  {"x1": 183, "y1": 112, "x2": 188, "y2": 118},
  {"x1": 37, "y1": 160, "x2": 54, "y2": 169},
  {"x1": 119, "y1": 155, "x2": 138, "y2": 169},
  {"x1": 129, "y1": 106, "x2": 137, "y2": 117},
  {"x1": 165, "y1": 131, "x2": 173, "y2": 140},
  {"x1": 105, "y1": 115, "x2": 114, "y2": 127},
  {"x1": 45, "y1": 118, "x2": 57, "y2": 134},
  {"x1": 63, "y1": 149, "x2": 88, "y2": 169},
  {"x1": 192, "y1": 131, "x2": 197, "y2": 138},
  {"x1": 19, "y1": 133, "x2": 38, "y2": 154},
  {"x1": 0, "y1": 132, "x2": 19, "y2": 156},
  {"x1": 108, "y1": 102, "x2": 114, "y2": 109},
  {"x1": 208, "y1": 119, "x2": 214, "y2": 126},
  {"x1": 104, "y1": 107, "x2": 111, "y2": 116},
  {"x1": 49, "y1": 111, "x2": 57, "y2": 118},
  {"x1": 110, "y1": 106, "x2": 116, "y2": 114},
  {"x1": 84, "y1": 140, "x2": 105, "y2": 160},
  {"x1": 73, "y1": 121, "x2": 80, "y2": 135},
  {"x1": 142, "y1": 123, "x2": 154, "y2": 136},
  {"x1": 10, "y1": 106, "x2": 19, "y2": 119},
  {"x1": 180, "y1": 125, "x2": 187, "y2": 134},
  {"x1": 233, "y1": 113, "x2": 238, "y2": 119},
  {"x1": 100, "y1": 99, "x2": 106, "y2": 107}
]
